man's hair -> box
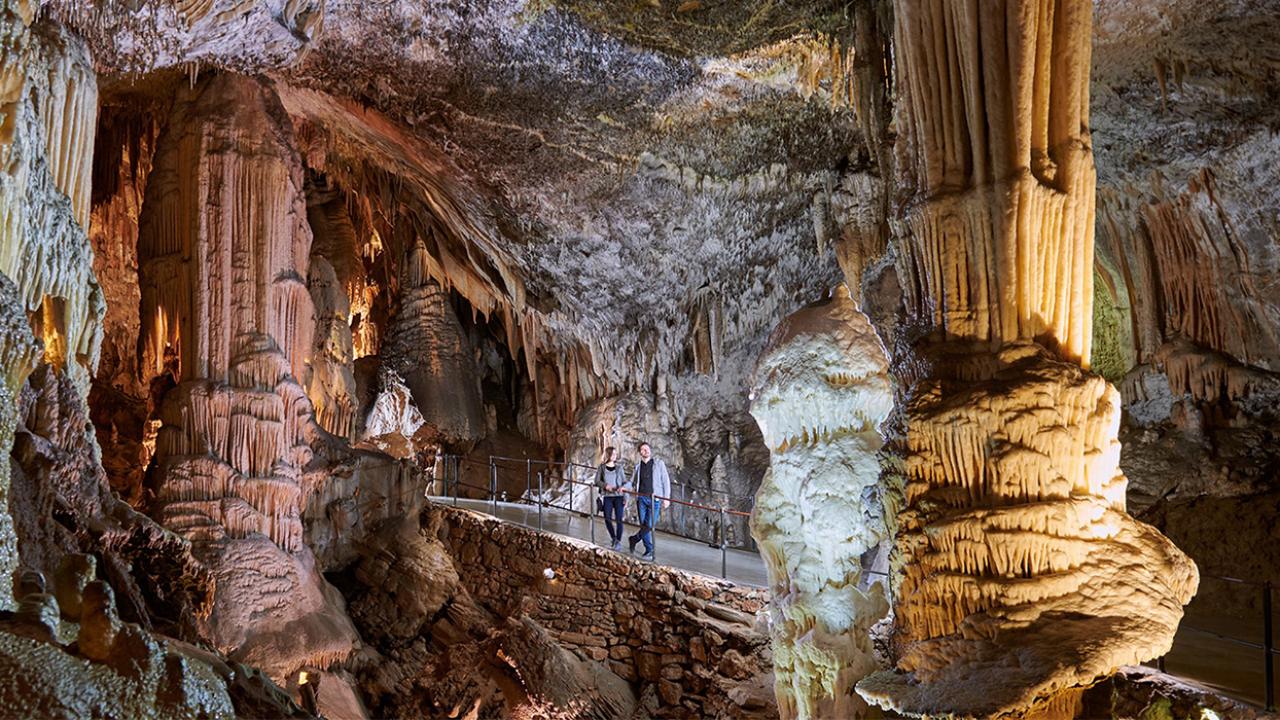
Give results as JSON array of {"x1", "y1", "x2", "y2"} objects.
[
  {"x1": 637, "y1": 441, "x2": 650, "y2": 450},
  {"x1": 603, "y1": 446, "x2": 616, "y2": 460}
]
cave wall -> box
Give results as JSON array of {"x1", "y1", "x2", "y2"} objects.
[{"x1": 424, "y1": 503, "x2": 775, "y2": 718}]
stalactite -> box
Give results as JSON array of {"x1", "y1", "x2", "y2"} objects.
[
  {"x1": 750, "y1": 287, "x2": 894, "y2": 720},
  {"x1": 891, "y1": 0, "x2": 1096, "y2": 365}
]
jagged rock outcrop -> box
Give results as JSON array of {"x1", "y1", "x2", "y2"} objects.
[
  {"x1": 854, "y1": 2, "x2": 1200, "y2": 717},
  {"x1": 0, "y1": 558, "x2": 311, "y2": 719},
  {"x1": 137, "y1": 72, "x2": 357, "y2": 684},
  {"x1": 748, "y1": 286, "x2": 894, "y2": 720},
  {"x1": 0, "y1": 7, "x2": 105, "y2": 611}
]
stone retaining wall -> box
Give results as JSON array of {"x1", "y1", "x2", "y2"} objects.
[{"x1": 424, "y1": 502, "x2": 775, "y2": 718}]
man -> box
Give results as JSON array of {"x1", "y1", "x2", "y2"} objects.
[{"x1": 627, "y1": 441, "x2": 670, "y2": 561}]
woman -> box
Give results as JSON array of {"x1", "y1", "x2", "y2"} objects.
[{"x1": 594, "y1": 446, "x2": 629, "y2": 550}]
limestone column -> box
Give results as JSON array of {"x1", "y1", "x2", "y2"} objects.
[
  {"x1": 138, "y1": 73, "x2": 356, "y2": 681},
  {"x1": 854, "y1": 2, "x2": 1199, "y2": 717},
  {"x1": 381, "y1": 235, "x2": 484, "y2": 448}
]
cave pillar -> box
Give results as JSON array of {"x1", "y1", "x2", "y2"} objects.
[
  {"x1": 304, "y1": 185, "x2": 360, "y2": 442},
  {"x1": 853, "y1": 2, "x2": 1199, "y2": 717},
  {"x1": 749, "y1": 286, "x2": 894, "y2": 720},
  {"x1": 138, "y1": 73, "x2": 356, "y2": 680}
]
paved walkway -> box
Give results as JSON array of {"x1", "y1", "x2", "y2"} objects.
[{"x1": 429, "y1": 497, "x2": 769, "y2": 587}]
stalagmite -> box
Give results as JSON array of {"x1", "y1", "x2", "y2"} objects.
[
  {"x1": 854, "y1": 2, "x2": 1199, "y2": 717},
  {"x1": 304, "y1": 178, "x2": 362, "y2": 441},
  {"x1": 138, "y1": 73, "x2": 357, "y2": 682},
  {"x1": 382, "y1": 238, "x2": 484, "y2": 447},
  {"x1": 749, "y1": 286, "x2": 894, "y2": 720}
]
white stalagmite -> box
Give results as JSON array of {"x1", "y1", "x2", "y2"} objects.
[{"x1": 749, "y1": 285, "x2": 894, "y2": 720}]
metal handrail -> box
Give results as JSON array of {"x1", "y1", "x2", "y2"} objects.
[
  {"x1": 488, "y1": 453, "x2": 758, "y2": 507},
  {"x1": 431, "y1": 456, "x2": 1276, "y2": 711},
  {"x1": 1151, "y1": 574, "x2": 1276, "y2": 711},
  {"x1": 433, "y1": 453, "x2": 757, "y2": 582}
]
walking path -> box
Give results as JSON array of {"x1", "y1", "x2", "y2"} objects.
[{"x1": 429, "y1": 497, "x2": 769, "y2": 587}]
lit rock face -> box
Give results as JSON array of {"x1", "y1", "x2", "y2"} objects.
[
  {"x1": 45, "y1": 0, "x2": 323, "y2": 74},
  {"x1": 0, "y1": 7, "x2": 102, "y2": 608},
  {"x1": 858, "y1": 343, "x2": 1198, "y2": 718},
  {"x1": 304, "y1": 178, "x2": 365, "y2": 442},
  {"x1": 853, "y1": 1, "x2": 1199, "y2": 716},
  {"x1": 749, "y1": 286, "x2": 894, "y2": 720},
  {"x1": 1090, "y1": 0, "x2": 1280, "y2": 404},
  {"x1": 138, "y1": 73, "x2": 357, "y2": 681},
  {"x1": 307, "y1": 253, "x2": 359, "y2": 441}
]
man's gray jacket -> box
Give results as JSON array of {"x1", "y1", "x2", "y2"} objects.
[{"x1": 630, "y1": 457, "x2": 671, "y2": 500}]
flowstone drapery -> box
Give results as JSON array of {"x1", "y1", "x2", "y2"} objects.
[{"x1": 749, "y1": 286, "x2": 894, "y2": 719}]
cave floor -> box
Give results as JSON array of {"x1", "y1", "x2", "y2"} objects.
[{"x1": 430, "y1": 498, "x2": 769, "y2": 587}]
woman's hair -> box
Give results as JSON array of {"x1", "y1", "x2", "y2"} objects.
[{"x1": 603, "y1": 446, "x2": 616, "y2": 461}]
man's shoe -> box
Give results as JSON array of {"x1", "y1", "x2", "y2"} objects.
[
  {"x1": 628, "y1": 537, "x2": 638, "y2": 554},
  {"x1": 641, "y1": 552, "x2": 655, "y2": 562},
  {"x1": 611, "y1": 540, "x2": 621, "y2": 551}
]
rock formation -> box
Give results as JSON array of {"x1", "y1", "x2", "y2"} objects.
[
  {"x1": 748, "y1": 286, "x2": 894, "y2": 720},
  {"x1": 138, "y1": 72, "x2": 357, "y2": 684},
  {"x1": 382, "y1": 253, "x2": 484, "y2": 448},
  {"x1": 854, "y1": 2, "x2": 1199, "y2": 717},
  {"x1": 2, "y1": 0, "x2": 1278, "y2": 717}
]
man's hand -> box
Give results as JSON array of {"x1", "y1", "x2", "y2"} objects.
[{"x1": 662, "y1": 499, "x2": 670, "y2": 510}]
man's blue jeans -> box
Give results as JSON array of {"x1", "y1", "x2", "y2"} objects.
[{"x1": 631, "y1": 496, "x2": 661, "y2": 554}]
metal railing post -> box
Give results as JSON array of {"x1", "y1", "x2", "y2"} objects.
[
  {"x1": 537, "y1": 471, "x2": 544, "y2": 532},
  {"x1": 720, "y1": 504, "x2": 728, "y2": 579},
  {"x1": 1265, "y1": 581, "x2": 1274, "y2": 711},
  {"x1": 589, "y1": 478, "x2": 595, "y2": 544},
  {"x1": 650, "y1": 492, "x2": 657, "y2": 563},
  {"x1": 453, "y1": 456, "x2": 459, "y2": 507},
  {"x1": 565, "y1": 461, "x2": 576, "y2": 512},
  {"x1": 679, "y1": 484, "x2": 687, "y2": 539},
  {"x1": 490, "y1": 460, "x2": 497, "y2": 514}
]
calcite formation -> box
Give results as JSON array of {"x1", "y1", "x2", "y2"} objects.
[
  {"x1": 138, "y1": 72, "x2": 356, "y2": 682},
  {"x1": 0, "y1": 6, "x2": 102, "y2": 609},
  {"x1": 854, "y1": 1, "x2": 1200, "y2": 717},
  {"x1": 382, "y1": 249, "x2": 484, "y2": 447},
  {"x1": 749, "y1": 286, "x2": 894, "y2": 720},
  {"x1": 858, "y1": 343, "x2": 1198, "y2": 717}
]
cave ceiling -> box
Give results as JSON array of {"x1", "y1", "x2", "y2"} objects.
[{"x1": 49, "y1": 0, "x2": 1280, "y2": 387}]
